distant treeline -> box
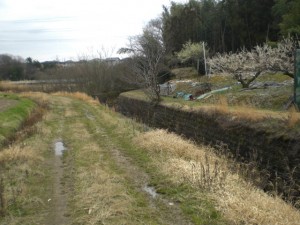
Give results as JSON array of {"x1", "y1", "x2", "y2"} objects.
[
  {"x1": 161, "y1": 0, "x2": 300, "y2": 55},
  {"x1": 0, "y1": 55, "x2": 58, "y2": 81},
  {"x1": 0, "y1": 55, "x2": 121, "y2": 81}
]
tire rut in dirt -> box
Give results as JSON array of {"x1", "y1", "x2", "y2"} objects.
[{"x1": 82, "y1": 106, "x2": 192, "y2": 225}]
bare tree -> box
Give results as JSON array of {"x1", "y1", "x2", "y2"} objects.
[
  {"x1": 208, "y1": 39, "x2": 299, "y2": 88},
  {"x1": 118, "y1": 18, "x2": 165, "y2": 102}
]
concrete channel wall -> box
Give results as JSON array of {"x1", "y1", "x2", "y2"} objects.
[{"x1": 116, "y1": 94, "x2": 300, "y2": 198}]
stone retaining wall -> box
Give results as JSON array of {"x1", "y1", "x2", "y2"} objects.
[{"x1": 117, "y1": 94, "x2": 300, "y2": 199}]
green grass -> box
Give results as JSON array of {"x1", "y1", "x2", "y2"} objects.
[
  {"x1": 172, "y1": 67, "x2": 199, "y2": 79},
  {"x1": 0, "y1": 93, "x2": 36, "y2": 147},
  {"x1": 124, "y1": 69, "x2": 294, "y2": 111}
]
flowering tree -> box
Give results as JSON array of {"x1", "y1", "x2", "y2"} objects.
[
  {"x1": 176, "y1": 41, "x2": 208, "y2": 74},
  {"x1": 208, "y1": 39, "x2": 298, "y2": 88}
]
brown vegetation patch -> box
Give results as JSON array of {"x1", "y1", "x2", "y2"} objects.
[
  {"x1": 134, "y1": 129, "x2": 300, "y2": 225},
  {"x1": 52, "y1": 92, "x2": 100, "y2": 105},
  {"x1": 0, "y1": 99, "x2": 18, "y2": 112},
  {"x1": 0, "y1": 81, "x2": 30, "y2": 93}
]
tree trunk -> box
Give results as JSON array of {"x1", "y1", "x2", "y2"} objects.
[{"x1": 235, "y1": 71, "x2": 262, "y2": 89}]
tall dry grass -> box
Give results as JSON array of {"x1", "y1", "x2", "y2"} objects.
[
  {"x1": 20, "y1": 92, "x2": 50, "y2": 105},
  {"x1": 0, "y1": 145, "x2": 42, "y2": 163},
  {"x1": 134, "y1": 129, "x2": 300, "y2": 225},
  {"x1": 0, "y1": 81, "x2": 30, "y2": 93},
  {"x1": 70, "y1": 121, "x2": 134, "y2": 225},
  {"x1": 52, "y1": 92, "x2": 100, "y2": 105},
  {"x1": 0, "y1": 144, "x2": 43, "y2": 216},
  {"x1": 163, "y1": 96, "x2": 289, "y2": 122},
  {"x1": 199, "y1": 97, "x2": 286, "y2": 122},
  {"x1": 287, "y1": 106, "x2": 300, "y2": 128}
]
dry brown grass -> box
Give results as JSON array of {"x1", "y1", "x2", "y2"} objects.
[
  {"x1": 215, "y1": 96, "x2": 229, "y2": 114},
  {"x1": 0, "y1": 81, "x2": 30, "y2": 92},
  {"x1": 0, "y1": 145, "x2": 42, "y2": 164},
  {"x1": 53, "y1": 92, "x2": 100, "y2": 105},
  {"x1": 287, "y1": 106, "x2": 300, "y2": 128},
  {"x1": 20, "y1": 92, "x2": 50, "y2": 105},
  {"x1": 70, "y1": 121, "x2": 134, "y2": 225},
  {"x1": 162, "y1": 98, "x2": 288, "y2": 122},
  {"x1": 74, "y1": 165, "x2": 133, "y2": 225},
  {"x1": 134, "y1": 129, "x2": 300, "y2": 225},
  {"x1": 198, "y1": 103, "x2": 289, "y2": 122},
  {"x1": 0, "y1": 144, "x2": 44, "y2": 217}
]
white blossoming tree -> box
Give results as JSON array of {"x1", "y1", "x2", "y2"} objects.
[{"x1": 208, "y1": 39, "x2": 298, "y2": 88}]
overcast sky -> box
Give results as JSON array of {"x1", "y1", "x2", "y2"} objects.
[{"x1": 0, "y1": 0, "x2": 187, "y2": 62}]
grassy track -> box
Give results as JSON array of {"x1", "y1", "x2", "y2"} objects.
[
  {"x1": 0, "y1": 92, "x2": 299, "y2": 225},
  {"x1": 0, "y1": 93, "x2": 226, "y2": 225}
]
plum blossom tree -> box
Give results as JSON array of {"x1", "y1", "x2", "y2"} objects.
[{"x1": 208, "y1": 39, "x2": 299, "y2": 88}]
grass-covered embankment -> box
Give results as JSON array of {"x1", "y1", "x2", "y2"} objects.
[{"x1": 0, "y1": 93, "x2": 36, "y2": 147}]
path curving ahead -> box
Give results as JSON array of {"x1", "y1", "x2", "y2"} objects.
[{"x1": 0, "y1": 93, "x2": 194, "y2": 225}]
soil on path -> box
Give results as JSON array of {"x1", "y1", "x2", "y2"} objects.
[{"x1": 44, "y1": 142, "x2": 69, "y2": 225}]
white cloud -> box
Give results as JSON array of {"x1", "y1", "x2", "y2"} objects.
[{"x1": 0, "y1": 0, "x2": 186, "y2": 61}]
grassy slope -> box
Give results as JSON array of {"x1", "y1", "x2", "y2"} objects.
[
  {"x1": 170, "y1": 68, "x2": 294, "y2": 111},
  {"x1": 0, "y1": 93, "x2": 36, "y2": 147},
  {"x1": 121, "y1": 69, "x2": 300, "y2": 135}
]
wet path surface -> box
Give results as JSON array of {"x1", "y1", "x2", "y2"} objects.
[
  {"x1": 45, "y1": 140, "x2": 68, "y2": 225},
  {"x1": 42, "y1": 98, "x2": 72, "y2": 225},
  {"x1": 54, "y1": 141, "x2": 66, "y2": 156}
]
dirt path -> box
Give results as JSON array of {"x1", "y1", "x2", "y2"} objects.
[
  {"x1": 45, "y1": 141, "x2": 69, "y2": 225},
  {"x1": 53, "y1": 96, "x2": 191, "y2": 224},
  {"x1": 41, "y1": 98, "x2": 72, "y2": 225},
  {"x1": 0, "y1": 94, "x2": 193, "y2": 225},
  {"x1": 82, "y1": 105, "x2": 192, "y2": 225}
]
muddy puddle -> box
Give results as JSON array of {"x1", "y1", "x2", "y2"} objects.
[
  {"x1": 143, "y1": 186, "x2": 158, "y2": 198},
  {"x1": 55, "y1": 141, "x2": 66, "y2": 156}
]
